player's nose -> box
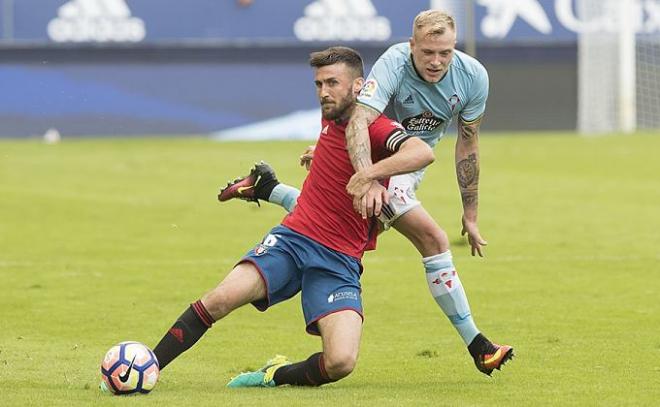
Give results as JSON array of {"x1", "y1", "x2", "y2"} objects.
[{"x1": 319, "y1": 85, "x2": 331, "y2": 98}]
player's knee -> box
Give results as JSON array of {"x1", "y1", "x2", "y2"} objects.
[
  {"x1": 200, "y1": 289, "x2": 235, "y2": 320},
  {"x1": 323, "y1": 351, "x2": 358, "y2": 380},
  {"x1": 414, "y1": 224, "x2": 449, "y2": 256}
]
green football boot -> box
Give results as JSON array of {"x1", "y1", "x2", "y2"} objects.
[{"x1": 227, "y1": 355, "x2": 290, "y2": 388}]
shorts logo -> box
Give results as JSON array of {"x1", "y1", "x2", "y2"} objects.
[
  {"x1": 327, "y1": 291, "x2": 358, "y2": 303},
  {"x1": 359, "y1": 80, "x2": 378, "y2": 99},
  {"x1": 254, "y1": 233, "x2": 279, "y2": 256}
]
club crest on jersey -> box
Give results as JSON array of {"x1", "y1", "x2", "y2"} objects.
[
  {"x1": 449, "y1": 94, "x2": 460, "y2": 112},
  {"x1": 359, "y1": 79, "x2": 378, "y2": 99},
  {"x1": 401, "y1": 111, "x2": 444, "y2": 132},
  {"x1": 254, "y1": 233, "x2": 279, "y2": 256}
]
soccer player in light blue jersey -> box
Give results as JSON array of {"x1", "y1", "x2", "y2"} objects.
[{"x1": 219, "y1": 10, "x2": 513, "y2": 376}]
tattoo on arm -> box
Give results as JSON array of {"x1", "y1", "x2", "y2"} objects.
[
  {"x1": 459, "y1": 117, "x2": 481, "y2": 141},
  {"x1": 461, "y1": 191, "x2": 478, "y2": 207},
  {"x1": 457, "y1": 153, "x2": 479, "y2": 208},
  {"x1": 346, "y1": 105, "x2": 380, "y2": 170},
  {"x1": 457, "y1": 153, "x2": 478, "y2": 188}
]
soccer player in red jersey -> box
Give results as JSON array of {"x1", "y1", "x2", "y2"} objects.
[{"x1": 151, "y1": 47, "x2": 434, "y2": 387}]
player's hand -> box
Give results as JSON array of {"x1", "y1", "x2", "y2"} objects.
[
  {"x1": 353, "y1": 181, "x2": 389, "y2": 219},
  {"x1": 299, "y1": 145, "x2": 316, "y2": 171},
  {"x1": 461, "y1": 216, "x2": 487, "y2": 257},
  {"x1": 346, "y1": 170, "x2": 373, "y2": 199}
]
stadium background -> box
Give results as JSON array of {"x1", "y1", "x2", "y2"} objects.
[
  {"x1": 0, "y1": 0, "x2": 583, "y2": 138},
  {"x1": 2, "y1": 1, "x2": 659, "y2": 405}
]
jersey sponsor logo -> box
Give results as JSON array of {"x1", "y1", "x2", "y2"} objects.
[
  {"x1": 359, "y1": 79, "x2": 378, "y2": 99},
  {"x1": 401, "y1": 111, "x2": 445, "y2": 132},
  {"x1": 327, "y1": 291, "x2": 358, "y2": 303},
  {"x1": 294, "y1": 0, "x2": 391, "y2": 41},
  {"x1": 48, "y1": 0, "x2": 146, "y2": 43}
]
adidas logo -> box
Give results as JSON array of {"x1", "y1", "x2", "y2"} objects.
[
  {"x1": 322, "y1": 125, "x2": 329, "y2": 134},
  {"x1": 294, "y1": 0, "x2": 391, "y2": 41},
  {"x1": 168, "y1": 327, "x2": 184, "y2": 344},
  {"x1": 403, "y1": 95, "x2": 414, "y2": 105},
  {"x1": 47, "y1": 0, "x2": 146, "y2": 43}
]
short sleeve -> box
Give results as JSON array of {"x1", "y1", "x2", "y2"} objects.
[
  {"x1": 368, "y1": 116, "x2": 410, "y2": 155},
  {"x1": 460, "y1": 63, "x2": 489, "y2": 123},
  {"x1": 357, "y1": 46, "x2": 405, "y2": 113}
]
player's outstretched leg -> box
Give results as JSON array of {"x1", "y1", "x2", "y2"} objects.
[
  {"x1": 217, "y1": 161, "x2": 300, "y2": 212},
  {"x1": 153, "y1": 262, "x2": 266, "y2": 370}
]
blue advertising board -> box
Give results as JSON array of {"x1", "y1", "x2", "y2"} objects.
[{"x1": 2, "y1": 0, "x2": 660, "y2": 45}]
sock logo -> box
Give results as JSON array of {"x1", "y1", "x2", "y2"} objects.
[
  {"x1": 168, "y1": 327, "x2": 184, "y2": 344},
  {"x1": 294, "y1": 0, "x2": 391, "y2": 41},
  {"x1": 48, "y1": 0, "x2": 146, "y2": 43},
  {"x1": 431, "y1": 270, "x2": 457, "y2": 289}
]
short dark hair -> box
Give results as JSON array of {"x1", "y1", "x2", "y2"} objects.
[{"x1": 309, "y1": 46, "x2": 364, "y2": 78}]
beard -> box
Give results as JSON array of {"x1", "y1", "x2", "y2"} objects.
[{"x1": 321, "y1": 93, "x2": 354, "y2": 121}]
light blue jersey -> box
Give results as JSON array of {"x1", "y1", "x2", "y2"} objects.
[{"x1": 357, "y1": 42, "x2": 488, "y2": 148}]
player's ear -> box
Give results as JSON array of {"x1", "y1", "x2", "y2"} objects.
[{"x1": 353, "y1": 77, "x2": 364, "y2": 94}]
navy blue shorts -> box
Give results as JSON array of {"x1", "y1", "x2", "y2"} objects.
[{"x1": 238, "y1": 225, "x2": 363, "y2": 335}]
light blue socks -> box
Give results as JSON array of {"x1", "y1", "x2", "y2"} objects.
[
  {"x1": 423, "y1": 251, "x2": 479, "y2": 345},
  {"x1": 268, "y1": 184, "x2": 300, "y2": 213}
]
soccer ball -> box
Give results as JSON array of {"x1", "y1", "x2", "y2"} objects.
[{"x1": 100, "y1": 341, "x2": 160, "y2": 395}]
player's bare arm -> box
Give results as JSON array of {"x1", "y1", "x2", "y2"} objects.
[
  {"x1": 350, "y1": 137, "x2": 435, "y2": 218},
  {"x1": 345, "y1": 103, "x2": 383, "y2": 217},
  {"x1": 456, "y1": 116, "x2": 488, "y2": 257},
  {"x1": 346, "y1": 104, "x2": 381, "y2": 172},
  {"x1": 347, "y1": 137, "x2": 434, "y2": 198}
]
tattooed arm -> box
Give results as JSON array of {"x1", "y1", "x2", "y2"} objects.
[
  {"x1": 345, "y1": 104, "x2": 383, "y2": 218},
  {"x1": 346, "y1": 103, "x2": 381, "y2": 172},
  {"x1": 456, "y1": 116, "x2": 488, "y2": 256}
]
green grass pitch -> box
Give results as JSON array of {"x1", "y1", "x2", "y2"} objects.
[{"x1": 1, "y1": 132, "x2": 659, "y2": 406}]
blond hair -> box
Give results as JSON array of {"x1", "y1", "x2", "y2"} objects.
[{"x1": 413, "y1": 10, "x2": 456, "y2": 37}]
